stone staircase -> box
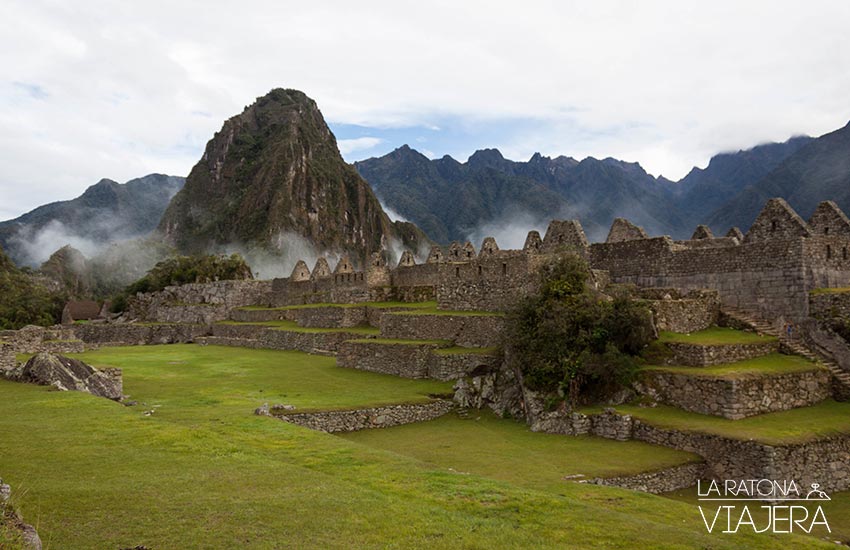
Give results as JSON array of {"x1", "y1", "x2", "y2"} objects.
[{"x1": 722, "y1": 306, "x2": 850, "y2": 393}]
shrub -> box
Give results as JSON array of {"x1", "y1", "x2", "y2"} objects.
[{"x1": 507, "y1": 254, "x2": 654, "y2": 408}]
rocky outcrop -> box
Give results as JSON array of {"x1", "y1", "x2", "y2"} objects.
[{"x1": 3, "y1": 353, "x2": 122, "y2": 400}]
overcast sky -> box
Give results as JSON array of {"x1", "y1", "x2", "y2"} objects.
[{"x1": 2, "y1": 0, "x2": 849, "y2": 220}]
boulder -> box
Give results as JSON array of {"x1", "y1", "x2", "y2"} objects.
[{"x1": 3, "y1": 352, "x2": 122, "y2": 400}]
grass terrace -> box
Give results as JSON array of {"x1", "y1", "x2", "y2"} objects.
[
  {"x1": 658, "y1": 327, "x2": 777, "y2": 346},
  {"x1": 217, "y1": 319, "x2": 380, "y2": 335},
  {"x1": 614, "y1": 400, "x2": 850, "y2": 445},
  {"x1": 0, "y1": 344, "x2": 822, "y2": 548},
  {"x1": 810, "y1": 287, "x2": 850, "y2": 295},
  {"x1": 386, "y1": 307, "x2": 506, "y2": 317},
  {"x1": 641, "y1": 353, "x2": 821, "y2": 378},
  {"x1": 339, "y1": 410, "x2": 702, "y2": 494}
]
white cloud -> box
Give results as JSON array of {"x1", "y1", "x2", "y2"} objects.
[
  {"x1": 1, "y1": 0, "x2": 850, "y2": 219},
  {"x1": 336, "y1": 136, "x2": 383, "y2": 155}
]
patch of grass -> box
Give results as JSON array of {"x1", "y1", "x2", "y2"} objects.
[
  {"x1": 810, "y1": 287, "x2": 850, "y2": 295},
  {"x1": 345, "y1": 338, "x2": 452, "y2": 346},
  {"x1": 642, "y1": 353, "x2": 820, "y2": 378},
  {"x1": 659, "y1": 327, "x2": 777, "y2": 346},
  {"x1": 218, "y1": 320, "x2": 379, "y2": 335},
  {"x1": 0, "y1": 345, "x2": 828, "y2": 549},
  {"x1": 339, "y1": 410, "x2": 702, "y2": 491},
  {"x1": 433, "y1": 346, "x2": 500, "y2": 356},
  {"x1": 615, "y1": 400, "x2": 850, "y2": 445},
  {"x1": 663, "y1": 486, "x2": 850, "y2": 542}
]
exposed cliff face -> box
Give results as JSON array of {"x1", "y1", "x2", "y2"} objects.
[{"x1": 158, "y1": 89, "x2": 427, "y2": 265}]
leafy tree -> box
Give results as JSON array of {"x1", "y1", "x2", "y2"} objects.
[
  {"x1": 507, "y1": 254, "x2": 654, "y2": 408},
  {"x1": 0, "y1": 246, "x2": 64, "y2": 329}
]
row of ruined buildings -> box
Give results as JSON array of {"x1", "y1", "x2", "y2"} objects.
[{"x1": 268, "y1": 198, "x2": 850, "y2": 321}]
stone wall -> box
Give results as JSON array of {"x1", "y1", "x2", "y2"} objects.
[
  {"x1": 664, "y1": 341, "x2": 778, "y2": 367},
  {"x1": 127, "y1": 280, "x2": 273, "y2": 323},
  {"x1": 642, "y1": 289, "x2": 720, "y2": 333},
  {"x1": 0, "y1": 326, "x2": 84, "y2": 354},
  {"x1": 0, "y1": 343, "x2": 15, "y2": 372},
  {"x1": 269, "y1": 400, "x2": 454, "y2": 433},
  {"x1": 435, "y1": 252, "x2": 544, "y2": 312},
  {"x1": 207, "y1": 324, "x2": 371, "y2": 355},
  {"x1": 810, "y1": 291, "x2": 850, "y2": 320},
  {"x1": 74, "y1": 323, "x2": 209, "y2": 347},
  {"x1": 379, "y1": 312, "x2": 506, "y2": 348},
  {"x1": 337, "y1": 341, "x2": 501, "y2": 381},
  {"x1": 636, "y1": 368, "x2": 831, "y2": 419},
  {"x1": 588, "y1": 462, "x2": 706, "y2": 494}
]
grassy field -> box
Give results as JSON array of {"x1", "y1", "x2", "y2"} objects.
[
  {"x1": 0, "y1": 345, "x2": 833, "y2": 549},
  {"x1": 659, "y1": 327, "x2": 777, "y2": 345},
  {"x1": 615, "y1": 401, "x2": 850, "y2": 445},
  {"x1": 340, "y1": 410, "x2": 701, "y2": 492},
  {"x1": 642, "y1": 353, "x2": 821, "y2": 378}
]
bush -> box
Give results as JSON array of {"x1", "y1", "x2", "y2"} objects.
[
  {"x1": 111, "y1": 254, "x2": 253, "y2": 312},
  {"x1": 506, "y1": 254, "x2": 654, "y2": 408}
]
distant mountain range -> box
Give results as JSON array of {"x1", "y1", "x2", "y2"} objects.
[
  {"x1": 0, "y1": 174, "x2": 184, "y2": 266},
  {"x1": 355, "y1": 124, "x2": 850, "y2": 243}
]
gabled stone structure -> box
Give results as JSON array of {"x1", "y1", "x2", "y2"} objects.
[
  {"x1": 427, "y1": 246, "x2": 444, "y2": 264},
  {"x1": 333, "y1": 256, "x2": 355, "y2": 274},
  {"x1": 691, "y1": 225, "x2": 714, "y2": 240},
  {"x1": 448, "y1": 242, "x2": 462, "y2": 261},
  {"x1": 397, "y1": 250, "x2": 416, "y2": 267},
  {"x1": 461, "y1": 242, "x2": 476, "y2": 260},
  {"x1": 744, "y1": 198, "x2": 812, "y2": 243},
  {"x1": 311, "y1": 258, "x2": 331, "y2": 280},
  {"x1": 606, "y1": 218, "x2": 649, "y2": 243},
  {"x1": 479, "y1": 237, "x2": 499, "y2": 256},
  {"x1": 290, "y1": 260, "x2": 311, "y2": 282},
  {"x1": 725, "y1": 227, "x2": 744, "y2": 241},
  {"x1": 541, "y1": 220, "x2": 589, "y2": 253},
  {"x1": 808, "y1": 200, "x2": 850, "y2": 237},
  {"x1": 523, "y1": 231, "x2": 543, "y2": 253}
]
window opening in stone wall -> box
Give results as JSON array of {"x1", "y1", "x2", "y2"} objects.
[
  {"x1": 844, "y1": 247, "x2": 848, "y2": 261},
  {"x1": 825, "y1": 227, "x2": 830, "y2": 235},
  {"x1": 502, "y1": 263, "x2": 507, "y2": 276},
  {"x1": 455, "y1": 267, "x2": 460, "y2": 277},
  {"x1": 771, "y1": 220, "x2": 778, "y2": 231},
  {"x1": 478, "y1": 265, "x2": 483, "y2": 276},
  {"x1": 827, "y1": 245, "x2": 832, "y2": 260}
]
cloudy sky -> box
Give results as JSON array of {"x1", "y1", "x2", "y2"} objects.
[{"x1": 1, "y1": 0, "x2": 849, "y2": 220}]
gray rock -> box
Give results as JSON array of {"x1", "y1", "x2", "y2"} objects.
[{"x1": 3, "y1": 352, "x2": 122, "y2": 401}]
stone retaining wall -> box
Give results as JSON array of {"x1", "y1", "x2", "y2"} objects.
[
  {"x1": 127, "y1": 280, "x2": 273, "y2": 323},
  {"x1": 643, "y1": 289, "x2": 720, "y2": 333},
  {"x1": 338, "y1": 341, "x2": 502, "y2": 380},
  {"x1": 636, "y1": 368, "x2": 831, "y2": 419},
  {"x1": 0, "y1": 326, "x2": 84, "y2": 353},
  {"x1": 209, "y1": 325, "x2": 373, "y2": 354},
  {"x1": 588, "y1": 462, "x2": 706, "y2": 494},
  {"x1": 379, "y1": 313, "x2": 506, "y2": 348},
  {"x1": 664, "y1": 341, "x2": 778, "y2": 367},
  {"x1": 0, "y1": 343, "x2": 15, "y2": 372},
  {"x1": 270, "y1": 400, "x2": 454, "y2": 432},
  {"x1": 74, "y1": 323, "x2": 209, "y2": 347},
  {"x1": 810, "y1": 291, "x2": 850, "y2": 320}
]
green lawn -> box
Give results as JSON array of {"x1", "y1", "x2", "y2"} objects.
[
  {"x1": 339, "y1": 410, "x2": 701, "y2": 491},
  {"x1": 0, "y1": 344, "x2": 826, "y2": 549},
  {"x1": 663, "y1": 486, "x2": 850, "y2": 542},
  {"x1": 642, "y1": 353, "x2": 820, "y2": 378},
  {"x1": 659, "y1": 327, "x2": 777, "y2": 345},
  {"x1": 346, "y1": 337, "x2": 452, "y2": 346},
  {"x1": 810, "y1": 287, "x2": 850, "y2": 295},
  {"x1": 615, "y1": 400, "x2": 850, "y2": 445},
  {"x1": 217, "y1": 319, "x2": 380, "y2": 335}
]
